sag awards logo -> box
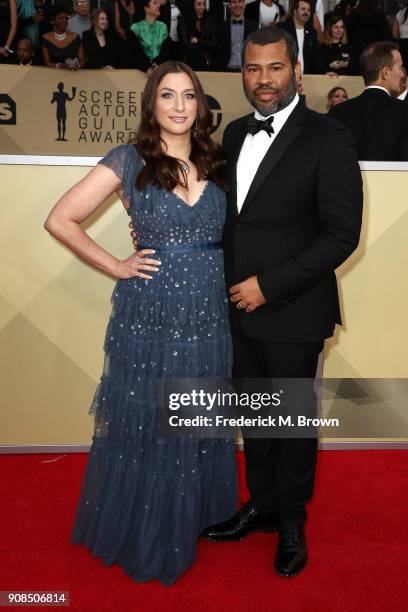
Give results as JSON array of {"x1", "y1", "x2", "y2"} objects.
[
  {"x1": 206, "y1": 95, "x2": 222, "y2": 134},
  {"x1": 50, "y1": 82, "x2": 137, "y2": 144},
  {"x1": 0, "y1": 94, "x2": 16, "y2": 125},
  {"x1": 48, "y1": 84, "x2": 222, "y2": 143},
  {"x1": 51, "y1": 83, "x2": 76, "y2": 141}
]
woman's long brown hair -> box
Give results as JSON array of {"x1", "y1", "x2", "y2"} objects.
[
  {"x1": 132, "y1": 61, "x2": 228, "y2": 192},
  {"x1": 323, "y1": 15, "x2": 348, "y2": 46}
]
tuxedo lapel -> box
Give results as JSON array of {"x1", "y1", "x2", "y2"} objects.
[
  {"x1": 228, "y1": 118, "x2": 250, "y2": 218},
  {"x1": 239, "y1": 102, "x2": 306, "y2": 217}
]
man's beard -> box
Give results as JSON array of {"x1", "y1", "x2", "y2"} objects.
[{"x1": 243, "y1": 71, "x2": 298, "y2": 117}]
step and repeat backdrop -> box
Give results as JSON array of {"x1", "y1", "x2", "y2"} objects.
[
  {"x1": 1, "y1": 67, "x2": 407, "y2": 448},
  {"x1": 0, "y1": 65, "x2": 365, "y2": 155}
]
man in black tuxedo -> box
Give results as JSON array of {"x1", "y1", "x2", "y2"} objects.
[
  {"x1": 218, "y1": 0, "x2": 258, "y2": 71},
  {"x1": 329, "y1": 41, "x2": 408, "y2": 160},
  {"x1": 201, "y1": 27, "x2": 363, "y2": 577},
  {"x1": 397, "y1": 67, "x2": 408, "y2": 101},
  {"x1": 276, "y1": 0, "x2": 323, "y2": 74}
]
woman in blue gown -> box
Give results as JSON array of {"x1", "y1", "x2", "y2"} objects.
[{"x1": 44, "y1": 61, "x2": 237, "y2": 585}]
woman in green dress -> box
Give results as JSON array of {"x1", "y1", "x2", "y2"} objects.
[{"x1": 131, "y1": 0, "x2": 171, "y2": 74}]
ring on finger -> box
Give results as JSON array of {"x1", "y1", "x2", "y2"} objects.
[{"x1": 238, "y1": 301, "x2": 246, "y2": 309}]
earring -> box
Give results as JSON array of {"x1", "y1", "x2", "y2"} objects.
[{"x1": 193, "y1": 115, "x2": 199, "y2": 138}]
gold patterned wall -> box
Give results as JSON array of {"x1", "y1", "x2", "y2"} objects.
[{"x1": 0, "y1": 164, "x2": 407, "y2": 447}]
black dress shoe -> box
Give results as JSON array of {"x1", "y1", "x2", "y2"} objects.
[
  {"x1": 274, "y1": 526, "x2": 307, "y2": 577},
  {"x1": 200, "y1": 501, "x2": 279, "y2": 542}
]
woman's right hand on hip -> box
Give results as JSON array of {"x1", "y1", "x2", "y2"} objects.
[{"x1": 115, "y1": 249, "x2": 161, "y2": 280}]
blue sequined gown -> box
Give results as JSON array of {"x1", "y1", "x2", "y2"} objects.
[{"x1": 70, "y1": 144, "x2": 237, "y2": 585}]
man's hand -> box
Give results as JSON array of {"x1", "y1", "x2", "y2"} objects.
[{"x1": 229, "y1": 276, "x2": 267, "y2": 314}]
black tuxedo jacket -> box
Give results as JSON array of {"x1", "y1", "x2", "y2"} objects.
[
  {"x1": 218, "y1": 18, "x2": 258, "y2": 69},
  {"x1": 329, "y1": 88, "x2": 408, "y2": 161},
  {"x1": 222, "y1": 102, "x2": 363, "y2": 342},
  {"x1": 277, "y1": 18, "x2": 323, "y2": 74}
]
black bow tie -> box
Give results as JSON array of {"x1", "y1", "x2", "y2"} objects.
[
  {"x1": 232, "y1": 19, "x2": 243, "y2": 24},
  {"x1": 247, "y1": 115, "x2": 274, "y2": 137}
]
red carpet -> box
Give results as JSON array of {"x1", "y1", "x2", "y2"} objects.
[{"x1": 1, "y1": 450, "x2": 407, "y2": 611}]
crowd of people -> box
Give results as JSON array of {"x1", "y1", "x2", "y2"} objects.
[
  {"x1": 2, "y1": 0, "x2": 408, "y2": 159},
  {"x1": 1, "y1": 0, "x2": 408, "y2": 76}
]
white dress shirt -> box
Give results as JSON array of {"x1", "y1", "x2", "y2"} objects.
[
  {"x1": 398, "y1": 88, "x2": 408, "y2": 101},
  {"x1": 236, "y1": 93, "x2": 300, "y2": 213},
  {"x1": 259, "y1": 2, "x2": 281, "y2": 27},
  {"x1": 295, "y1": 28, "x2": 305, "y2": 74},
  {"x1": 279, "y1": 0, "x2": 323, "y2": 28},
  {"x1": 169, "y1": 3, "x2": 180, "y2": 41},
  {"x1": 396, "y1": 9, "x2": 408, "y2": 38}
]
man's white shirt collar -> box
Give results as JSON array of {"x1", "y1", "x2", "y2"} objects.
[
  {"x1": 236, "y1": 93, "x2": 300, "y2": 213},
  {"x1": 253, "y1": 93, "x2": 300, "y2": 133},
  {"x1": 365, "y1": 85, "x2": 391, "y2": 96}
]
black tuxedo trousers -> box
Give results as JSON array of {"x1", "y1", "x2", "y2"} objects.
[
  {"x1": 233, "y1": 329, "x2": 323, "y2": 526},
  {"x1": 222, "y1": 102, "x2": 363, "y2": 525}
]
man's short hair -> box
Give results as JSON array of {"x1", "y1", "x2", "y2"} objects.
[
  {"x1": 359, "y1": 41, "x2": 400, "y2": 85},
  {"x1": 17, "y1": 38, "x2": 33, "y2": 50},
  {"x1": 242, "y1": 26, "x2": 299, "y2": 67},
  {"x1": 292, "y1": 0, "x2": 312, "y2": 12}
]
